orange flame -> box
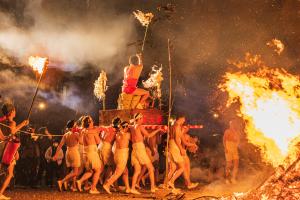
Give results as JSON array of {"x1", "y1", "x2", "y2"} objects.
[
  {"x1": 28, "y1": 56, "x2": 47, "y2": 74},
  {"x1": 220, "y1": 55, "x2": 300, "y2": 167}
]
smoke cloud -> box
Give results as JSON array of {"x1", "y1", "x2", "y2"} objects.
[{"x1": 0, "y1": 0, "x2": 135, "y2": 71}]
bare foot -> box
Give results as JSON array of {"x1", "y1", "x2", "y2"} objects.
[
  {"x1": 76, "y1": 180, "x2": 82, "y2": 192},
  {"x1": 131, "y1": 189, "x2": 141, "y2": 195},
  {"x1": 57, "y1": 180, "x2": 63, "y2": 192},
  {"x1": 103, "y1": 184, "x2": 112, "y2": 194}
]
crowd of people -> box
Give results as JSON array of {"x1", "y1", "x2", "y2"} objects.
[
  {"x1": 0, "y1": 102, "x2": 206, "y2": 199},
  {"x1": 0, "y1": 53, "x2": 241, "y2": 199}
]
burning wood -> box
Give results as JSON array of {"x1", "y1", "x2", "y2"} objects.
[
  {"x1": 28, "y1": 56, "x2": 48, "y2": 74},
  {"x1": 220, "y1": 54, "x2": 300, "y2": 167},
  {"x1": 133, "y1": 10, "x2": 154, "y2": 27},
  {"x1": 222, "y1": 151, "x2": 300, "y2": 200}
]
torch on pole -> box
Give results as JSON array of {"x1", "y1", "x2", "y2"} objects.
[
  {"x1": 133, "y1": 10, "x2": 154, "y2": 53},
  {"x1": 27, "y1": 56, "x2": 48, "y2": 120}
]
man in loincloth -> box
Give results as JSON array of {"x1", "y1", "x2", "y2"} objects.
[
  {"x1": 137, "y1": 134, "x2": 160, "y2": 188},
  {"x1": 223, "y1": 120, "x2": 240, "y2": 184},
  {"x1": 167, "y1": 115, "x2": 198, "y2": 190},
  {"x1": 0, "y1": 103, "x2": 29, "y2": 200},
  {"x1": 122, "y1": 54, "x2": 150, "y2": 109},
  {"x1": 53, "y1": 120, "x2": 81, "y2": 192},
  {"x1": 99, "y1": 117, "x2": 122, "y2": 185},
  {"x1": 76, "y1": 116, "x2": 102, "y2": 194},
  {"x1": 181, "y1": 126, "x2": 199, "y2": 189},
  {"x1": 103, "y1": 121, "x2": 131, "y2": 194},
  {"x1": 130, "y1": 113, "x2": 162, "y2": 194}
]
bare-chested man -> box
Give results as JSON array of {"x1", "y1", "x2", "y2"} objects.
[
  {"x1": 137, "y1": 134, "x2": 160, "y2": 188},
  {"x1": 53, "y1": 120, "x2": 81, "y2": 192},
  {"x1": 223, "y1": 120, "x2": 240, "y2": 184},
  {"x1": 168, "y1": 115, "x2": 198, "y2": 189},
  {"x1": 76, "y1": 116, "x2": 102, "y2": 194},
  {"x1": 131, "y1": 113, "x2": 161, "y2": 194},
  {"x1": 122, "y1": 54, "x2": 150, "y2": 108},
  {"x1": 103, "y1": 121, "x2": 131, "y2": 194},
  {"x1": 181, "y1": 126, "x2": 199, "y2": 189},
  {"x1": 0, "y1": 103, "x2": 29, "y2": 200},
  {"x1": 99, "y1": 117, "x2": 122, "y2": 185}
]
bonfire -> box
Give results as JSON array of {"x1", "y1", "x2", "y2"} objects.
[{"x1": 219, "y1": 53, "x2": 300, "y2": 200}]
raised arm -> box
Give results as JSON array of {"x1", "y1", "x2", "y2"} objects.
[{"x1": 137, "y1": 53, "x2": 143, "y2": 66}]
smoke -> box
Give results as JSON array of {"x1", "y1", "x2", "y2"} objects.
[
  {"x1": 0, "y1": 0, "x2": 137, "y2": 129},
  {"x1": 0, "y1": 0, "x2": 135, "y2": 71},
  {"x1": 0, "y1": 69, "x2": 36, "y2": 99},
  {"x1": 0, "y1": 68, "x2": 88, "y2": 113}
]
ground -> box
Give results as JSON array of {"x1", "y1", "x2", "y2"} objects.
[
  {"x1": 4, "y1": 180, "x2": 257, "y2": 200},
  {"x1": 5, "y1": 171, "x2": 271, "y2": 200},
  {"x1": 5, "y1": 188, "x2": 212, "y2": 200}
]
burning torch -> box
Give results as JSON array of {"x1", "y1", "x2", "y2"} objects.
[
  {"x1": 27, "y1": 56, "x2": 48, "y2": 119},
  {"x1": 133, "y1": 10, "x2": 154, "y2": 52}
]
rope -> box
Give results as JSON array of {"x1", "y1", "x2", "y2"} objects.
[{"x1": 0, "y1": 122, "x2": 64, "y2": 137}]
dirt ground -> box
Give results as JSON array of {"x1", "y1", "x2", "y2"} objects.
[
  {"x1": 4, "y1": 188, "x2": 215, "y2": 200},
  {"x1": 3, "y1": 180, "x2": 257, "y2": 200}
]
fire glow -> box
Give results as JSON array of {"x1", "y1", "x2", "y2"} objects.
[
  {"x1": 220, "y1": 62, "x2": 300, "y2": 167},
  {"x1": 28, "y1": 56, "x2": 48, "y2": 74}
]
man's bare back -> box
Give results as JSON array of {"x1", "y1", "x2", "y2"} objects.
[
  {"x1": 124, "y1": 65, "x2": 143, "y2": 80},
  {"x1": 83, "y1": 128, "x2": 100, "y2": 146},
  {"x1": 102, "y1": 127, "x2": 116, "y2": 144},
  {"x1": 115, "y1": 131, "x2": 130, "y2": 149},
  {"x1": 64, "y1": 131, "x2": 80, "y2": 147}
]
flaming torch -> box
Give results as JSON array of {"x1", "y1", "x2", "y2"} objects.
[
  {"x1": 133, "y1": 10, "x2": 154, "y2": 52},
  {"x1": 27, "y1": 56, "x2": 48, "y2": 119}
]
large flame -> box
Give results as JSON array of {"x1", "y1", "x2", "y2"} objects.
[
  {"x1": 28, "y1": 56, "x2": 47, "y2": 74},
  {"x1": 220, "y1": 55, "x2": 300, "y2": 167}
]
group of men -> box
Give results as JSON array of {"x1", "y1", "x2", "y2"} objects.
[
  {"x1": 0, "y1": 52, "x2": 241, "y2": 199},
  {"x1": 51, "y1": 112, "x2": 199, "y2": 195}
]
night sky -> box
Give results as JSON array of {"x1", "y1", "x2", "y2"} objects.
[{"x1": 1, "y1": 0, "x2": 300, "y2": 142}]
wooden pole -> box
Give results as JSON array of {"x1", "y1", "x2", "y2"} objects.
[
  {"x1": 141, "y1": 25, "x2": 149, "y2": 52},
  {"x1": 103, "y1": 96, "x2": 106, "y2": 111},
  {"x1": 165, "y1": 38, "x2": 172, "y2": 186},
  {"x1": 27, "y1": 66, "x2": 47, "y2": 120}
]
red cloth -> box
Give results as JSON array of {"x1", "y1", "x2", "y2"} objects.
[
  {"x1": 122, "y1": 78, "x2": 138, "y2": 94},
  {"x1": 0, "y1": 116, "x2": 6, "y2": 122},
  {"x1": 2, "y1": 140, "x2": 20, "y2": 165}
]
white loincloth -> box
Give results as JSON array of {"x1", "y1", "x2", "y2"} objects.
[{"x1": 131, "y1": 142, "x2": 151, "y2": 166}]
